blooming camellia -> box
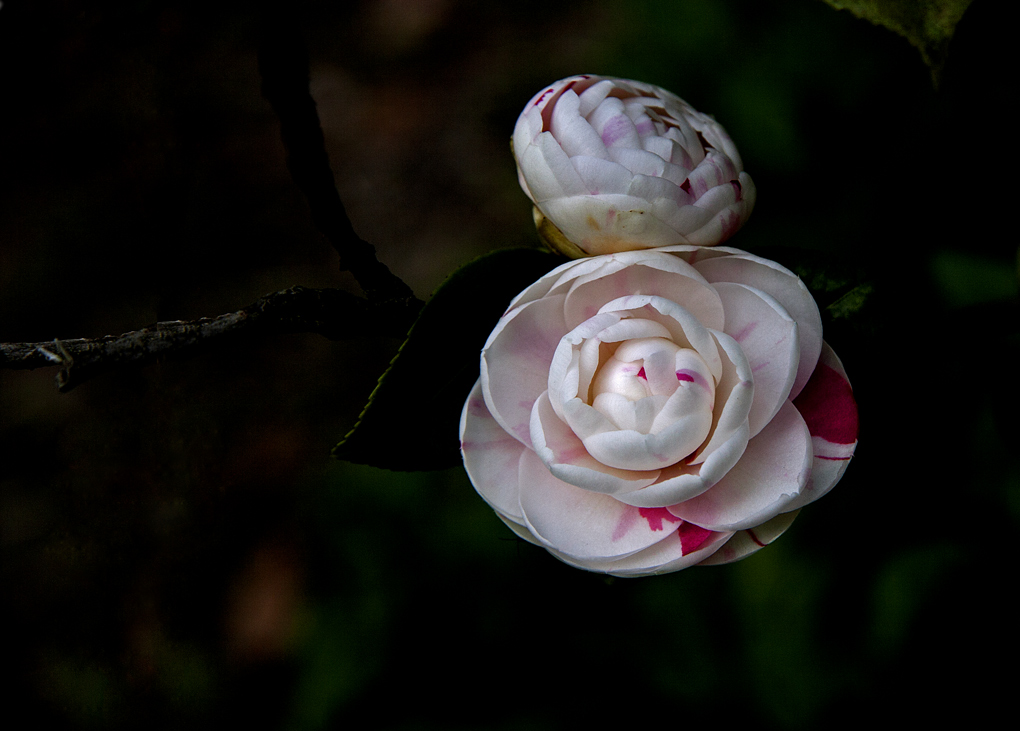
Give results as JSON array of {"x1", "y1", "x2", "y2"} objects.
[
  {"x1": 460, "y1": 247, "x2": 857, "y2": 576},
  {"x1": 513, "y1": 75, "x2": 755, "y2": 257}
]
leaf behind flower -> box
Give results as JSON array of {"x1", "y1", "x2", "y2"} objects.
[{"x1": 333, "y1": 247, "x2": 563, "y2": 472}]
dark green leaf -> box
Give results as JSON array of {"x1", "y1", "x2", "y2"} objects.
[
  {"x1": 819, "y1": 0, "x2": 976, "y2": 82},
  {"x1": 333, "y1": 247, "x2": 563, "y2": 471}
]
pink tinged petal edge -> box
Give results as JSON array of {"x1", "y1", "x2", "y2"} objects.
[
  {"x1": 517, "y1": 450, "x2": 679, "y2": 561},
  {"x1": 697, "y1": 509, "x2": 800, "y2": 566},
  {"x1": 460, "y1": 380, "x2": 528, "y2": 522},
  {"x1": 669, "y1": 399, "x2": 812, "y2": 531},
  {"x1": 481, "y1": 294, "x2": 569, "y2": 448}
]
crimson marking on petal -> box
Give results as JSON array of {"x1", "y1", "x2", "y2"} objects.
[
  {"x1": 745, "y1": 528, "x2": 766, "y2": 548},
  {"x1": 637, "y1": 367, "x2": 647, "y2": 380},
  {"x1": 817, "y1": 455, "x2": 851, "y2": 461},
  {"x1": 534, "y1": 88, "x2": 554, "y2": 106},
  {"x1": 639, "y1": 507, "x2": 683, "y2": 532},
  {"x1": 733, "y1": 321, "x2": 757, "y2": 343},
  {"x1": 468, "y1": 398, "x2": 488, "y2": 415},
  {"x1": 675, "y1": 369, "x2": 710, "y2": 390},
  {"x1": 793, "y1": 363, "x2": 859, "y2": 444},
  {"x1": 680, "y1": 179, "x2": 692, "y2": 194},
  {"x1": 731, "y1": 179, "x2": 742, "y2": 201},
  {"x1": 677, "y1": 522, "x2": 714, "y2": 555}
]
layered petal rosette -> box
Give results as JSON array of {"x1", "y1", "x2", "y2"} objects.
[
  {"x1": 513, "y1": 75, "x2": 756, "y2": 257},
  {"x1": 460, "y1": 247, "x2": 858, "y2": 576}
]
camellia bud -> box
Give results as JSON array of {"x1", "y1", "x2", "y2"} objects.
[{"x1": 513, "y1": 75, "x2": 756, "y2": 257}]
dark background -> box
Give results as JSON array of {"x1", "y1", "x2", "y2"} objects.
[{"x1": 1, "y1": 1, "x2": 1016, "y2": 729}]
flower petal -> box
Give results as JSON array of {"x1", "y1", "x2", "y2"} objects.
[
  {"x1": 697, "y1": 509, "x2": 800, "y2": 565},
  {"x1": 691, "y1": 249, "x2": 822, "y2": 399},
  {"x1": 530, "y1": 391, "x2": 659, "y2": 495},
  {"x1": 460, "y1": 380, "x2": 527, "y2": 522},
  {"x1": 784, "y1": 342, "x2": 858, "y2": 511},
  {"x1": 518, "y1": 450, "x2": 679, "y2": 561},
  {"x1": 562, "y1": 251, "x2": 724, "y2": 331},
  {"x1": 481, "y1": 294, "x2": 568, "y2": 447},
  {"x1": 669, "y1": 400, "x2": 812, "y2": 531},
  {"x1": 712, "y1": 281, "x2": 799, "y2": 438},
  {"x1": 549, "y1": 524, "x2": 733, "y2": 576}
]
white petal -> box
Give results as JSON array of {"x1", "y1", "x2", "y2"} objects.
[
  {"x1": 614, "y1": 421, "x2": 749, "y2": 508},
  {"x1": 539, "y1": 194, "x2": 685, "y2": 254},
  {"x1": 518, "y1": 450, "x2": 679, "y2": 561},
  {"x1": 481, "y1": 294, "x2": 568, "y2": 447},
  {"x1": 562, "y1": 251, "x2": 724, "y2": 331},
  {"x1": 460, "y1": 380, "x2": 527, "y2": 522},
  {"x1": 530, "y1": 391, "x2": 659, "y2": 495},
  {"x1": 693, "y1": 249, "x2": 822, "y2": 399},
  {"x1": 669, "y1": 400, "x2": 812, "y2": 531},
  {"x1": 596, "y1": 294, "x2": 722, "y2": 381},
  {"x1": 549, "y1": 522, "x2": 733, "y2": 576},
  {"x1": 518, "y1": 132, "x2": 588, "y2": 202},
  {"x1": 551, "y1": 89, "x2": 609, "y2": 159},
  {"x1": 713, "y1": 281, "x2": 799, "y2": 438},
  {"x1": 690, "y1": 329, "x2": 753, "y2": 464}
]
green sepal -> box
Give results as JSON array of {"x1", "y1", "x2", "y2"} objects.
[{"x1": 332, "y1": 247, "x2": 563, "y2": 471}]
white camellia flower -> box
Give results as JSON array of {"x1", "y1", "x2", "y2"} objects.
[
  {"x1": 460, "y1": 247, "x2": 858, "y2": 576},
  {"x1": 513, "y1": 75, "x2": 756, "y2": 257}
]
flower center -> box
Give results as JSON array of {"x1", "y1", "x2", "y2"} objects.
[{"x1": 589, "y1": 337, "x2": 715, "y2": 438}]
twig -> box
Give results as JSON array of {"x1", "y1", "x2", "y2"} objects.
[
  {"x1": 257, "y1": 16, "x2": 421, "y2": 305},
  {"x1": 1, "y1": 17, "x2": 426, "y2": 392},
  {"x1": 0, "y1": 286, "x2": 419, "y2": 392}
]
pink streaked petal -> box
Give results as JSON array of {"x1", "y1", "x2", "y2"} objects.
[
  {"x1": 669, "y1": 400, "x2": 812, "y2": 531},
  {"x1": 693, "y1": 249, "x2": 822, "y2": 400},
  {"x1": 481, "y1": 294, "x2": 569, "y2": 447},
  {"x1": 712, "y1": 281, "x2": 799, "y2": 438},
  {"x1": 530, "y1": 391, "x2": 659, "y2": 495},
  {"x1": 697, "y1": 509, "x2": 800, "y2": 566},
  {"x1": 518, "y1": 450, "x2": 678, "y2": 561},
  {"x1": 588, "y1": 96, "x2": 641, "y2": 149},
  {"x1": 460, "y1": 380, "x2": 528, "y2": 522},
  {"x1": 792, "y1": 342, "x2": 858, "y2": 444}
]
